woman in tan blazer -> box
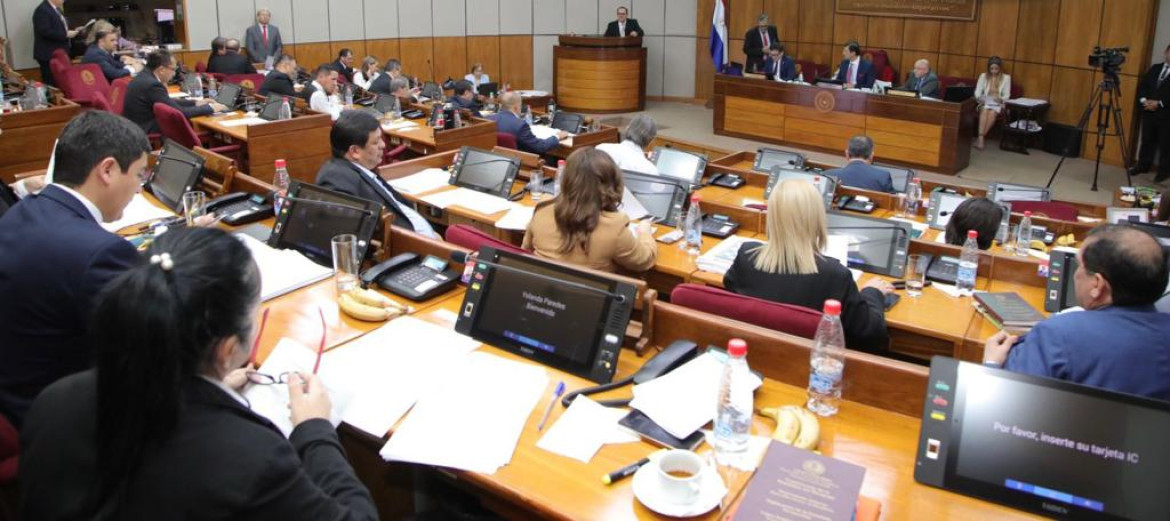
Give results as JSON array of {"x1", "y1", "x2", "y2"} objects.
[{"x1": 522, "y1": 148, "x2": 657, "y2": 273}]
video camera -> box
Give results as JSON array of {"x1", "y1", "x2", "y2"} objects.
[{"x1": 1088, "y1": 46, "x2": 1128, "y2": 76}]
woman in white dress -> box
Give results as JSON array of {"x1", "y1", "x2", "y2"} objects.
[
  {"x1": 974, "y1": 56, "x2": 1012, "y2": 150},
  {"x1": 464, "y1": 63, "x2": 490, "y2": 90},
  {"x1": 353, "y1": 56, "x2": 380, "y2": 90}
]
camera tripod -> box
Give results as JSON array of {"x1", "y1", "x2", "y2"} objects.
[{"x1": 1046, "y1": 72, "x2": 1133, "y2": 191}]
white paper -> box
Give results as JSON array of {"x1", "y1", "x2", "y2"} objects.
[
  {"x1": 168, "y1": 92, "x2": 189, "y2": 99},
  {"x1": 695, "y1": 235, "x2": 763, "y2": 275},
  {"x1": 537, "y1": 397, "x2": 639, "y2": 463},
  {"x1": 934, "y1": 232, "x2": 947, "y2": 244},
  {"x1": 933, "y1": 283, "x2": 964, "y2": 298},
  {"x1": 701, "y1": 431, "x2": 773, "y2": 471},
  {"x1": 318, "y1": 317, "x2": 481, "y2": 437},
  {"x1": 822, "y1": 235, "x2": 850, "y2": 267},
  {"x1": 517, "y1": 90, "x2": 549, "y2": 97},
  {"x1": 630, "y1": 351, "x2": 763, "y2": 440},
  {"x1": 102, "y1": 194, "x2": 175, "y2": 232},
  {"x1": 383, "y1": 120, "x2": 419, "y2": 131},
  {"x1": 379, "y1": 352, "x2": 548, "y2": 474},
  {"x1": 235, "y1": 234, "x2": 333, "y2": 301},
  {"x1": 529, "y1": 124, "x2": 562, "y2": 141},
  {"x1": 620, "y1": 187, "x2": 650, "y2": 221},
  {"x1": 496, "y1": 204, "x2": 535, "y2": 231},
  {"x1": 1007, "y1": 97, "x2": 1048, "y2": 107},
  {"x1": 219, "y1": 117, "x2": 269, "y2": 128},
  {"x1": 242, "y1": 338, "x2": 352, "y2": 438},
  {"x1": 388, "y1": 168, "x2": 452, "y2": 195},
  {"x1": 420, "y1": 187, "x2": 513, "y2": 215}
]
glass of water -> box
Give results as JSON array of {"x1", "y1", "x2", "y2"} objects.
[
  {"x1": 182, "y1": 191, "x2": 206, "y2": 227},
  {"x1": 529, "y1": 169, "x2": 544, "y2": 202},
  {"x1": 331, "y1": 234, "x2": 360, "y2": 295},
  {"x1": 905, "y1": 254, "x2": 927, "y2": 297}
]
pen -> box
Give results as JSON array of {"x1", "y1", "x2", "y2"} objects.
[
  {"x1": 537, "y1": 381, "x2": 566, "y2": 431},
  {"x1": 312, "y1": 306, "x2": 326, "y2": 375},
  {"x1": 602, "y1": 449, "x2": 668, "y2": 485},
  {"x1": 247, "y1": 307, "x2": 269, "y2": 366}
]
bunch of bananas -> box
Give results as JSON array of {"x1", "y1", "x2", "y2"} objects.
[
  {"x1": 338, "y1": 287, "x2": 412, "y2": 321},
  {"x1": 760, "y1": 405, "x2": 820, "y2": 450},
  {"x1": 1054, "y1": 233, "x2": 1076, "y2": 247}
]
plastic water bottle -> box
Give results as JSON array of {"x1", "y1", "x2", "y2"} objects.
[
  {"x1": 808, "y1": 300, "x2": 846, "y2": 417},
  {"x1": 714, "y1": 339, "x2": 753, "y2": 467},
  {"x1": 548, "y1": 98, "x2": 557, "y2": 119},
  {"x1": 683, "y1": 194, "x2": 703, "y2": 256},
  {"x1": 554, "y1": 160, "x2": 565, "y2": 197},
  {"x1": 278, "y1": 96, "x2": 292, "y2": 120},
  {"x1": 904, "y1": 178, "x2": 922, "y2": 217},
  {"x1": 207, "y1": 76, "x2": 217, "y2": 100},
  {"x1": 392, "y1": 96, "x2": 402, "y2": 118},
  {"x1": 1015, "y1": 211, "x2": 1033, "y2": 257},
  {"x1": 273, "y1": 159, "x2": 291, "y2": 214},
  {"x1": 192, "y1": 74, "x2": 204, "y2": 99},
  {"x1": 523, "y1": 105, "x2": 533, "y2": 125},
  {"x1": 344, "y1": 84, "x2": 354, "y2": 107},
  {"x1": 957, "y1": 230, "x2": 979, "y2": 296}
]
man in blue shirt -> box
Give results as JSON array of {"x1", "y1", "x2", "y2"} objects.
[
  {"x1": 824, "y1": 136, "x2": 895, "y2": 193},
  {"x1": 983, "y1": 224, "x2": 1170, "y2": 401}
]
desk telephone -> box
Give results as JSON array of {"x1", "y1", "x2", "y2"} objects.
[
  {"x1": 361, "y1": 253, "x2": 460, "y2": 301},
  {"x1": 206, "y1": 192, "x2": 274, "y2": 226},
  {"x1": 835, "y1": 195, "x2": 877, "y2": 214},
  {"x1": 701, "y1": 213, "x2": 740, "y2": 238},
  {"x1": 707, "y1": 173, "x2": 745, "y2": 189}
]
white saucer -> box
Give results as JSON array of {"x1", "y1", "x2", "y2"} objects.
[{"x1": 632, "y1": 461, "x2": 727, "y2": 518}]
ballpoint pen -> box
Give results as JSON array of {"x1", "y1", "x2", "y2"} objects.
[{"x1": 537, "y1": 381, "x2": 566, "y2": 431}]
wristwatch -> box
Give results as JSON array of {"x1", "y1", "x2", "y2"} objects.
[{"x1": 982, "y1": 360, "x2": 1003, "y2": 368}]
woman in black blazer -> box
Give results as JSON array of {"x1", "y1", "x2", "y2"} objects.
[
  {"x1": 19, "y1": 228, "x2": 377, "y2": 520},
  {"x1": 723, "y1": 179, "x2": 894, "y2": 353}
]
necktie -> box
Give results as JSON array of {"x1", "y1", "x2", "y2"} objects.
[
  {"x1": 762, "y1": 30, "x2": 770, "y2": 48},
  {"x1": 262, "y1": 25, "x2": 269, "y2": 46}
]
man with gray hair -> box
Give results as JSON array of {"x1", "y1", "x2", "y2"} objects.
[
  {"x1": 823, "y1": 135, "x2": 894, "y2": 193},
  {"x1": 245, "y1": 8, "x2": 283, "y2": 63},
  {"x1": 597, "y1": 114, "x2": 658, "y2": 175},
  {"x1": 493, "y1": 92, "x2": 565, "y2": 155},
  {"x1": 743, "y1": 13, "x2": 779, "y2": 73},
  {"x1": 902, "y1": 59, "x2": 940, "y2": 98}
]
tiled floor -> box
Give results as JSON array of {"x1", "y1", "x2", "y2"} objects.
[{"x1": 595, "y1": 101, "x2": 1169, "y2": 206}]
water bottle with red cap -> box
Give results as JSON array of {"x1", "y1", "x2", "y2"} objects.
[
  {"x1": 808, "y1": 299, "x2": 846, "y2": 417},
  {"x1": 714, "y1": 338, "x2": 753, "y2": 467},
  {"x1": 1015, "y1": 210, "x2": 1033, "y2": 257},
  {"x1": 273, "y1": 159, "x2": 290, "y2": 214},
  {"x1": 958, "y1": 230, "x2": 979, "y2": 296}
]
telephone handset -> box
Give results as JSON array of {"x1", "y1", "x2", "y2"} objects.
[
  {"x1": 361, "y1": 252, "x2": 460, "y2": 301},
  {"x1": 206, "y1": 192, "x2": 274, "y2": 226},
  {"x1": 561, "y1": 340, "x2": 700, "y2": 408}
]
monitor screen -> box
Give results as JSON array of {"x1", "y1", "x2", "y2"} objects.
[
  {"x1": 927, "y1": 192, "x2": 970, "y2": 230},
  {"x1": 215, "y1": 82, "x2": 242, "y2": 107},
  {"x1": 1105, "y1": 207, "x2": 1149, "y2": 224},
  {"x1": 621, "y1": 170, "x2": 688, "y2": 226},
  {"x1": 269, "y1": 182, "x2": 382, "y2": 266},
  {"x1": 259, "y1": 97, "x2": 284, "y2": 120},
  {"x1": 825, "y1": 211, "x2": 910, "y2": 277},
  {"x1": 551, "y1": 112, "x2": 584, "y2": 134},
  {"x1": 916, "y1": 357, "x2": 1170, "y2": 520},
  {"x1": 872, "y1": 163, "x2": 914, "y2": 193},
  {"x1": 652, "y1": 147, "x2": 707, "y2": 186},
  {"x1": 753, "y1": 148, "x2": 805, "y2": 172},
  {"x1": 149, "y1": 140, "x2": 204, "y2": 213},
  {"x1": 452, "y1": 147, "x2": 519, "y2": 198},
  {"x1": 156, "y1": 9, "x2": 174, "y2": 22},
  {"x1": 988, "y1": 182, "x2": 1051, "y2": 203},
  {"x1": 1129, "y1": 222, "x2": 1170, "y2": 248},
  {"x1": 764, "y1": 167, "x2": 837, "y2": 205}
]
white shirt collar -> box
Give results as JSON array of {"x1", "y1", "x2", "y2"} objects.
[
  {"x1": 311, "y1": 80, "x2": 324, "y2": 93},
  {"x1": 850, "y1": 57, "x2": 860, "y2": 66},
  {"x1": 620, "y1": 140, "x2": 644, "y2": 153},
  {"x1": 52, "y1": 183, "x2": 104, "y2": 223},
  {"x1": 198, "y1": 375, "x2": 250, "y2": 407}
]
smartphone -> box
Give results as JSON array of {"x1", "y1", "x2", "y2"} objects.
[
  {"x1": 657, "y1": 229, "x2": 684, "y2": 244},
  {"x1": 618, "y1": 409, "x2": 705, "y2": 451}
]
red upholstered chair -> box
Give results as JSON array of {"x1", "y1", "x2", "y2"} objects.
[
  {"x1": 861, "y1": 49, "x2": 896, "y2": 82},
  {"x1": 795, "y1": 60, "x2": 826, "y2": 81},
  {"x1": 1009, "y1": 81, "x2": 1024, "y2": 99},
  {"x1": 49, "y1": 58, "x2": 70, "y2": 92},
  {"x1": 446, "y1": 224, "x2": 528, "y2": 255},
  {"x1": 152, "y1": 103, "x2": 243, "y2": 160},
  {"x1": 1007, "y1": 201, "x2": 1079, "y2": 222},
  {"x1": 223, "y1": 73, "x2": 265, "y2": 93},
  {"x1": 90, "y1": 91, "x2": 112, "y2": 112},
  {"x1": 497, "y1": 132, "x2": 518, "y2": 150},
  {"x1": 380, "y1": 136, "x2": 409, "y2": 166},
  {"x1": 61, "y1": 64, "x2": 111, "y2": 106},
  {"x1": 671, "y1": 283, "x2": 823, "y2": 340},
  {"x1": 195, "y1": 61, "x2": 207, "y2": 73},
  {"x1": 51, "y1": 48, "x2": 70, "y2": 65},
  {"x1": 109, "y1": 76, "x2": 132, "y2": 115}
]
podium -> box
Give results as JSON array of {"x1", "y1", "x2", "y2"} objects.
[{"x1": 553, "y1": 35, "x2": 646, "y2": 113}]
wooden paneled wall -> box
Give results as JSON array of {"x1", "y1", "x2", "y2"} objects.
[{"x1": 695, "y1": 0, "x2": 1161, "y2": 166}]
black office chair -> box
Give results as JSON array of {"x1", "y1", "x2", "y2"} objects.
[{"x1": 551, "y1": 111, "x2": 585, "y2": 133}]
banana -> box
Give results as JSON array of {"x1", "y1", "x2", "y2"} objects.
[
  {"x1": 1029, "y1": 239, "x2": 1047, "y2": 251},
  {"x1": 764, "y1": 407, "x2": 801, "y2": 444},
  {"x1": 346, "y1": 287, "x2": 413, "y2": 313},
  {"x1": 1056, "y1": 233, "x2": 1076, "y2": 247},
  {"x1": 791, "y1": 406, "x2": 821, "y2": 450},
  {"x1": 338, "y1": 293, "x2": 397, "y2": 321}
]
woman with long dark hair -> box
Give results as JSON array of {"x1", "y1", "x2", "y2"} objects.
[{"x1": 20, "y1": 227, "x2": 376, "y2": 520}]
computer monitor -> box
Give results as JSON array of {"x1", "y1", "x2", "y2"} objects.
[
  {"x1": 451, "y1": 146, "x2": 520, "y2": 198},
  {"x1": 916, "y1": 356, "x2": 1170, "y2": 520},
  {"x1": 476, "y1": 82, "x2": 498, "y2": 97},
  {"x1": 455, "y1": 247, "x2": 637, "y2": 384},
  {"x1": 926, "y1": 192, "x2": 970, "y2": 230},
  {"x1": 872, "y1": 163, "x2": 914, "y2": 193},
  {"x1": 752, "y1": 147, "x2": 805, "y2": 172},
  {"x1": 268, "y1": 181, "x2": 383, "y2": 267},
  {"x1": 214, "y1": 82, "x2": 243, "y2": 108},
  {"x1": 825, "y1": 211, "x2": 911, "y2": 277},
  {"x1": 764, "y1": 167, "x2": 837, "y2": 208},
  {"x1": 258, "y1": 96, "x2": 285, "y2": 121},
  {"x1": 621, "y1": 170, "x2": 688, "y2": 227},
  {"x1": 987, "y1": 182, "x2": 1052, "y2": 203},
  {"x1": 650, "y1": 147, "x2": 707, "y2": 186},
  {"x1": 420, "y1": 81, "x2": 443, "y2": 100},
  {"x1": 1105, "y1": 207, "x2": 1149, "y2": 224},
  {"x1": 1129, "y1": 221, "x2": 1170, "y2": 248},
  {"x1": 373, "y1": 94, "x2": 398, "y2": 115},
  {"x1": 155, "y1": 9, "x2": 174, "y2": 22},
  {"x1": 148, "y1": 139, "x2": 205, "y2": 213},
  {"x1": 550, "y1": 112, "x2": 585, "y2": 134}
]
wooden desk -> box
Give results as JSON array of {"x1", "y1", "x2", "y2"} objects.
[
  {"x1": 554, "y1": 35, "x2": 646, "y2": 113},
  {"x1": 383, "y1": 112, "x2": 497, "y2": 156},
  {"x1": 0, "y1": 96, "x2": 80, "y2": 182},
  {"x1": 548, "y1": 124, "x2": 621, "y2": 160},
  {"x1": 191, "y1": 110, "x2": 332, "y2": 185}
]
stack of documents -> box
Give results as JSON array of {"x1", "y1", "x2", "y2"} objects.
[
  {"x1": 620, "y1": 187, "x2": 649, "y2": 220},
  {"x1": 380, "y1": 352, "x2": 548, "y2": 474},
  {"x1": 695, "y1": 235, "x2": 763, "y2": 275},
  {"x1": 421, "y1": 187, "x2": 514, "y2": 215},
  {"x1": 387, "y1": 168, "x2": 452, "y2": 195},
  {"x1": 495, "y1": 204, "x2": 535, "y2": 231},
  {"x1": 235, "y1": 234, "x2": 333, "y2": 301},
  {"x1": 102, "y1": 194, "x2": 175, "y2": 232},
  {"x1": 537, "y1": 396, "x2": 639, "y2": 463},
  {"x1": 629, "y1": 351, "x2": 763, "y2": 440},
  {"x1": 243, "y1": 338, "x2": 353, "y2": 437},
  {"x1": 219, "y1": 117, "x2": 268, "y2": 128}
]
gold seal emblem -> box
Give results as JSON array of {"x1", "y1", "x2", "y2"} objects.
[
  {"x1": 814, "y1": 90, "x2": 836, "y2": 113},
  {"x1": 81, "y1": 69, "x2": 96, "y2": 85}
]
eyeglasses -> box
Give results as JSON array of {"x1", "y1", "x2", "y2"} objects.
[{"x1": 246, "y1": 370, "x2": 293, "y2": 385}]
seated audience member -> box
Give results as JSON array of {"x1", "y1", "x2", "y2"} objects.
[
  {"x1": 494, "y1": 92, "x2": 565, "y2": 155},
  {"x1": 824, "y1": 136, "x2": 894, "y2": 193},
  {"x1": 316, "y1": 111, "x2": 439, "y2": 239},
  {"x1": 464, "y1": 62, "x2": 490, "y2": 89},
  {"x1": 523, "y1": 148, "x2": 656, "y2": 273},
  {"x1": 206, "y1": 36, "x2": 226, "y2": 66},
  {"x1": 207, "y1": 38, "x2": 257, "y2": 75},
  {"x1": 389, "y1": 77, "x2": 417, "y2": 106},
  {"x1": 944, "y1": 197, "x2": 1004, "y2": 249},
  {"x1": 258, "y1": 54, "x2": 305, "y2": 99},
  {"x1": 0, "y1": 111, "x2": 150, "y2": 428},
  {"x1": 353, "y1": 56, "x2": 380, "y2": 90},
  {"x1": 331, "y1": 48, "x2": 355, "y2": 83},
  {"x1": 724, "y1": 179, "x2": 893, "y2": 352},
  {"x1": 835, "y1": 40, "x2": 874, "y2": 89},
  {"x1": 450, "y1": 80, "x2": 481, "y2": 116},
  {"x1": 902, "y1": 59, "x2": 940, "y2": 98},
  {"x1": 124, "y1": 51, "x2": 224, "y2": 134},
  {"x1": 19, "y1": 228, "x2": 378, "y2": 519},
  {"x1": 984, "y1": 225, "x2": 1170, "y2": 400},
  {"x1": 596, "y1": 114, "x2": 659, "y2": 175},
  {"x1": 761, "y1": 43, "x2": 796, "y2": 81},
  {"x1": 368, "y1": 58, "x2": 407, "y2": 96},
  {"x1": 82, "y1": 29, "x2": 139, "y2": 81},
  {"x1": 308, "y1": 64, "x2": 342, "y2": 120},
  {"x1": 974, "y1": 56, "x2": 1011, "y2": 150}
]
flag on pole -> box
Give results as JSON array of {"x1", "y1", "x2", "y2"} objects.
[{"x1": 710, "y1": 0, "x2": 728, "y2": 73}]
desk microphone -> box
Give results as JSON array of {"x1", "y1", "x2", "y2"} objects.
[
  {"x1": 992, "y1": 185, "x2": 1050, "y2": 202},
  {"x1": 450, "y1": 251, "x2": 627, "y2": 304}
]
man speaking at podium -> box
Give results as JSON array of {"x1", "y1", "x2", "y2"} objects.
[{"x1": 604, "y1": 6, "x2": 642, "y2": 37}]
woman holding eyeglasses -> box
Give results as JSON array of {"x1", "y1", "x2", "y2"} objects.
[{"x1": 19, "y1": 227, "x2": 377, "y2": 520}]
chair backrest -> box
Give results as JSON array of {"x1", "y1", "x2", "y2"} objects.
[
  {"x1": 49, "y1": 58, "x2": 70, "y2": 91},
  {"x1": 90, "y1": 91, "x2": 112, "y2": 112},
  {"x1": 496, "y1": 132, "x2": 518, "y2": 150},
  {"x1": 1009, "y1": 81, "x2": 1024, "y2": 99},
  {"x1": 109, "y1": 76, "x2": 132, "y2": 115},
  {"x1": 152, "y1": 102, "x2": 203, "y2": 149},
  {"x1": 63, "y1": 64, "x2": 112, "y2": 104},
  {"x1": 861, "y1": 49, "x2": 895, "y2": 82},
  {"x1": 0, "y1": 413, "x2": 18, "y2": 485},
  {"x1": 446, "y1": 224, "x2": 527, "y2": 255},
  {"x1": 195, "y1": 61, "x2": 207, "y2": 73},
  {"x1": 670, "y1": 283, "x2": 822, "y2": 340},
  {"x1": 223, "y1": 73, "x2": 265, "y2": 93},
  {"x1": 1009, "y1": 201, "x2": 1080, "y2": 222},
  {"x1": 795, "y1": 60, "x2": 823, "y2": 80}
]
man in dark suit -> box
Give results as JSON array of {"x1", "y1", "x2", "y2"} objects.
[
  {"x1": 124, "y1": 50, "x2": 224, "y2": 134},
  {"x1": 82, "y1": 28, "x2": 140, "y2": 82},
  {"x1": 824, "y1": 135, "x2": 895, "y2": 193},
  {"x1": 1133, "y1": 44, "x2": 1170, "y2": 182},
  {"x1": 604, "y1": 6, "x2": 643, "y2": 37},
  {"x1": 316, "y1": 110, "x2": 439, "y2": 239},
  {"x1": 761, "y1": 43, "x2": 797, "y2": 81},
  {"x1": 33, "y1": 0, "x2": 82, "y2": 87},
  {"x1": 0, "y1": 111, "x2": 151, "y2": 428},
  {"x1": 207, "y1": 39, "x2": 256, "y2": 75},
  {"x1": 493, "y1": 92, "x2": 565, "y2": 155},
  {"x1": 835, "y1": 41, "x2": 875, "y2": 89},
  {"x1": 331, "y1": 48, "x2": 355, "y2": 83},
  {"x1": 244, "y1": 8, "x2": 283, "y2": 64},
  {"x1": 258, "y1": 54, "x2": 307, "y2": 100},
  {"x1": 902, "y1": 58, "x2": 940, "y2": 97},
  {"x1": 450, "y1": 80, "x2": 481, "y2": 117},
  {"x1": 743, "y1": 13, "x2": 780, "y2": 73}
]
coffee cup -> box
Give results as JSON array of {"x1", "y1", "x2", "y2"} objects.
[{"x1": 656, "y1": 450, "x2": 704, "y2": 504}]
